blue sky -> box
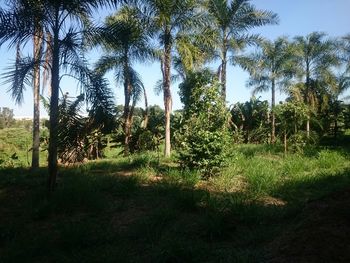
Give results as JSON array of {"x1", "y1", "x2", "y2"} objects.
[{"x1": 0, "y1": 0, "x2": 349, "y2": 117}]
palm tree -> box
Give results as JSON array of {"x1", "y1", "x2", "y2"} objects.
[
  {"x1": 173, "y1": 32, "x2": 214, "y2": 79},
  {"x1": 331, "y1": 73, "x2": 350, "y2": 137},
  {"x1": 0, "y1": 0, "x2": 116, "y2": 191},
  {"x1": 230, "y1": 97, "x2": 269, "y2": 143},
  {"x1": 339, "y1": 34, "x2": 350, "y2": 73},
  {"x1": 132, "y1": 0, "x2": 202, "y2": 157},
  {"x1": 90, "y1": 6, "x2": 153, "y2": 155},
  {"x1": 293, "y1": 32, "x2": 339, "y2": 137},
  {"x1": 205, "y1": 0, "x2": 278, "y2": 101},
  {"x1": 238, "y1": 37, "x2": 296, "y2": 143},
  {"x1": 0, "y1": 0, "x2": 45, "y2": 169}
]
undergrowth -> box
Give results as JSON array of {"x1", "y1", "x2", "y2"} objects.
[{"x1": 0, "y1": 144, "x2": 349, "y2": 262}]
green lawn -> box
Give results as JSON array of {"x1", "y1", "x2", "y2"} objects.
[{"x1": 0, "y1": 142, "x2": 349, "y2": 262}]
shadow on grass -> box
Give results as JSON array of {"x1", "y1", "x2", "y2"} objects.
[
  {"x1": 235, "y1": 144, "x2": 284, "y2": 158},
  {"x1": 0, "y1": 163, "x2": 349, "y2": 262}
]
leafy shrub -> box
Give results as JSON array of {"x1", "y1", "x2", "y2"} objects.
[{"x1": 177, "y1": 70, "x2": 230, "y2": 177}]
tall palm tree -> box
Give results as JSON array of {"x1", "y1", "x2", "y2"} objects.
[
  {"x1": 0, "y1": 0, "x2": 45, "y2": 169},
  {"x1": 293, "y1": 32, "x2": 339, "y2": 137},
  {"x1": 90, "y1": 6, "x2": 153, "y2": 155},
  {"x1": 238, "y1": 37, "x2": 296, "y2": 143},
  {"x1": 205, "y1": 0, "x2": 278, "y2": 101},
  {"x1": 0, "y1": 0, "x2": 116, "y2": 191},
  {"x1": 132, "y1": 0, "x2": 201, "y2": 157}
]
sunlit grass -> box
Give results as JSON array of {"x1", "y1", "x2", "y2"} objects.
[{"x1": 0, "y1": 141, "x2": 349, "y2": 262}]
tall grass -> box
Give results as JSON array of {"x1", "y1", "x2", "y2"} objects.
[{"x1": 0, "y1": 143, "x2": 349, "y2": 262}]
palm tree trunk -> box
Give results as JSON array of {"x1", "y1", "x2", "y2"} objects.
[
  {"x1": 123, "y1": 55, "x2": 132, "y2": 156},
  {"x1": 32, "y1": 24, "x2": 42, "y2": 169},
  {"x1": 163, "y1": 30, "x2": 172, "y2": 158},
  {"x1": 305, "y1": 61, "x2": 310, "y2": 138},
  {"x1": 48, "y1": 13, "x2": 60, "y2": 192},
  {"x1": 123, "y1": 82, "x2": 132, "y2": 156},
  {"x1": 271, "y1": 79, "x2": 276, "y2": 143},
  {"x1": 142, "y1": 85, "x2": 149, "y2": 128},
  {"x1": 221, "y1": 41, "x2": 227, "y2": 101}
]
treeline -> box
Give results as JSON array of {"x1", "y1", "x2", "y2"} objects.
[
  {"x1": 0, "y1": 107, "x2": 34, "y2": 130},
  {"x1": 0, "y1": 0, "x2": 349, "y2": 190}
]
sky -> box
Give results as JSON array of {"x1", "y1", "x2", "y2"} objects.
[{"x1": 0, "y1": 0, "x2": 349, "y2": 118}]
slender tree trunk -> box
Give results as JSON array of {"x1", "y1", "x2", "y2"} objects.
[
  {"x1": 163, "y1": 30, "x2": 172, "y2": 158},
  {"x1": 334, "y1": 103, "x2": 339, "y2": 139},
  {"x1": 220, "y1": 38, "x2": 227, "y2": 101},
  {"x1": 284, "y1": 131, "x2": 287, "y2": 155},
  {"x1": 123, "y1": 82, "x2": 132, "y2": 156},
  {"x1": 142, "y1": 85, "x2": 149, "y2": 128},
  {"x1": 271, "y1": 79, "x2": 276, "y2": 143},
  {"x1": 305, "y1": 61, "x2": 310, "y2": 138},
  {"x1": 32, "y1": 24, "x2": 43, "y2": 169},
  {"x1": 306, "y1": 116, "x2": 310, "y2": 137},
  {"x1": 43, "y1": 32, "x2": 52, "y2": 96},
  {"x1": 128, "y1": 94, "x2": 137, "y2": 137},
  {"x1": 48, "y1": 13, "x2": 60, "y2": 192},
  {"x1": 123, "y1": 55, "x2": 132, "y2": 156}
]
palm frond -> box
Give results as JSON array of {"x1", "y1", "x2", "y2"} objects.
[{"x1": 2, "y1": 56, "x2": 35, "y2": 105}]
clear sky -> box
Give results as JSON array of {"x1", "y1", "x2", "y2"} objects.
[{"x1": 0, "y1": 0, "x2": 349, "y2": 118}]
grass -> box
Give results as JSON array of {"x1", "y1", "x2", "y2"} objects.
[
  {"x1": 0, "y1": 127, "x2": 47, "y2": 167},
  {"x1": 0, "y1": 141, "x2": 350, "y2": 262}
]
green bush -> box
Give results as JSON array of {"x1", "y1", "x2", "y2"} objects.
[{"x1": 177, "y1": 70, "x2": 230, "y2": 177}]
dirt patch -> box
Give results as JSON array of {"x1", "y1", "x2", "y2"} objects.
[
  {"x1": 268, "y1": 188, "x2": 350, "y2": 262},
  {"x1": 113, "y1": 170, "x2": 134, "y2": 177},
  {"x1": 258, "y1": 196, "x2": 287, "y2": 207},
  {"x1": 110, "y1": 201, "x2": 150, "y2": 232}
]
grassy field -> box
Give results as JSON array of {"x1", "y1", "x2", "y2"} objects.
[
  {"x1": 0, "y1": 127, "x2": 48, "y2": 167},
  {"x1": 0, "y1": 128, "x2": 350, "y2": 262}
]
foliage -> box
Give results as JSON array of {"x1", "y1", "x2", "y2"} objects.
[
  {"x1": 230, "y1": 97, "x2": 270, "y2": 143},
  {"x1": 90, "y1": 5, "x2": 153, "y2": 155},
  {"x1": 275, "y1": 101, "x2": 309, "y2": 135},
  {"x1": 0, "y1": 107, "x2": 15, "y2": 129},
  {"x1": 289, "y1": 32, "x2": 340, "y2": 136},
  {"x1": 0, "y1": 0, "x2": 118, "y2": 190},
  {"x1": 275, "y1": 101, "x2": 312, "y2": 153},
  {"x1": 131, "y1": 0, "x2": 205, "y2": 157},
  {"x1": 178, "y1": 70, "x2": 230, "y2": 177},
  {"x1": 0, "y1": 128, "x2": 32, "y2": 167},
  {"x1": 109, "y1": 105, "x2": 164, "y2": 154},
  {"x1": 204, "y1": 0, "x2": 279, "y2": 99},
  {"x1": 1, "y1": 144, "x2": 350, "y2": 262},
  {"x1": 42, "y1": 95, "x2": 114, "y2": 164},
  {"x1": 238, "y1": 37, "x2": 296, "y2": 142}
]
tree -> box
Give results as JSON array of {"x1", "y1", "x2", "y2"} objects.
[
  {"x1": 178, "y1": 69, "x2": 230, "y2": 177},
  {"x1": 133, "y1": 0, "x2": 201, "y2": 157},
  {"x1": 205, "y1": 0, "x2": 278, "y2": 101},
  {"x1": 275, "y1": 101, "x2": 308, "y2": 154},
  {"x1": 230, "y1": 97, "x2": 270, "y2": 143},
  {"x1": 328, "y1": 73, "x2": 350, "y2": 137},
  {"x1": 0, "y1": 107, "x2": 15, "y2": 129},
  {"x1": 91, "y1": 6, "x2": 153, "y2": 155},
  {"x1": 293, "y1": 32, "x2": 339, "y2": 137},
  {"x1": 0, "y1": 0, "x2": 116, "y2": 191},
  {"x1": 0, "y1": 0, "x2": 46, "y2": 169},
  {"x1": 339, "y1": 34, "x2": 350, "y2": 74},
  {"x1": 238, "y1": 37, "x2": 295, "y2": 143}
]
